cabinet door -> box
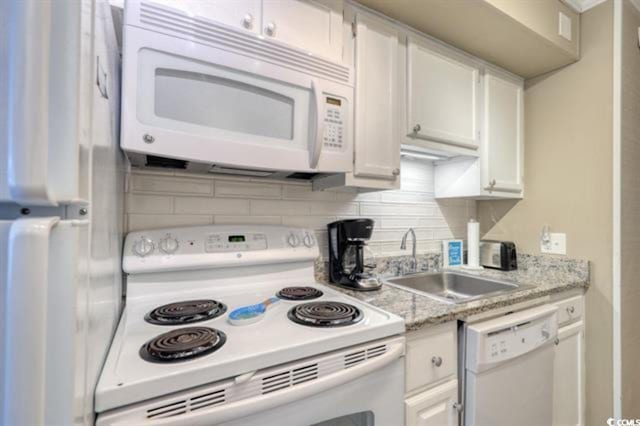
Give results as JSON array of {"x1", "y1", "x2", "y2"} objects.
[
  {"x1": 353, "y1": 12, "x2": 400, "y2": 180},
  {"x1": 482, "y1": 70, "x2": 524, "y2": 195},
  {"x1": 405, "y1": 379, "x2": 458, "y2": 426},
  {"x1": 553, "y1": 321, "x2": 584, "y2": 426},
  {"x1": 150, "y1": 0, "x2": 262, "y2": 34},
  {"x1": 406, "y1": 37, "x2": 480, "y2": 149},
  {"x1": 262, "y1": 0, "x2": 343, "y2": 61}
]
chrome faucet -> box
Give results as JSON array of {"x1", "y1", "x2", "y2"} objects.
[{"x1": 400, "y1": 228, "x2": 417, "y2": 274}]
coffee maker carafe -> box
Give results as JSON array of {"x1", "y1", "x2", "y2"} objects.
[{"x1": 327, "y1": 219, "x2": 381, "y2": 291}]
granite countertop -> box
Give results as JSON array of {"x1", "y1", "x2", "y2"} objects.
[{"x1": 324, "y1": 254, "x2": 590, "y2": 331}]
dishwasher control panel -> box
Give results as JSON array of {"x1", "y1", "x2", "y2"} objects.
[{"x1": 465, "y1": 305, "x2": 558, "y2": 373}]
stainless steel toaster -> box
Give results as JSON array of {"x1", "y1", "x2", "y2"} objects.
[{"x1": 479, "y1": 240, "x2": 518, "y2": 271}]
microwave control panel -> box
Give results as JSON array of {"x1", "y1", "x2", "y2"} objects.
[{"x1": 323, "y1": 96, "x2": 346, "y2": 151}]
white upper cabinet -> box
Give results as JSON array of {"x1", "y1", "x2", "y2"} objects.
[
  {"x1": 151, "y1": 0, "x2": 343, "y2": 61},
  {"x1": 262, "y1": 0, "x2": 343, "y2": 61},
  {"x1": 482, "y1": 69, "x2": 524, "y2": 195},
  {"x1": 406, "y1": 37, "x2": 481, "y2": 151},
  {"x1": 150, "y1": 0, "x2": 262, "y2": 34},
  {"x1": 353, "y1": 12, "x2": 401, "y2": 180}
]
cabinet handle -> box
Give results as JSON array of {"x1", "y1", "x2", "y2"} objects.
[
  {"x1": 567, "y1": 306, "x2": 575, "y2": 314},
  {"x1": 242, "y1": 13, "x2": 254, "y2": 30},
  {"x1": 431, "y1": 356, "x2": 443, "y2": 367},
  {"x1": 265, "y1": 21, "x2": 277, "y2": 36},
  {"x1": 413, "y1": 124, "x2": 421, "y2": 133},
  {"x1": 392, "y1": 168, "x2": 400, "y2": 176}
]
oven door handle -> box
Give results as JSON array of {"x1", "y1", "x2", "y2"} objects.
[
  {"x1": 138, "y1": 340, "x2": 404, "y2": 426},
  {"x1": 309, "y1": 78, "x2": 324, "y2": 169}
]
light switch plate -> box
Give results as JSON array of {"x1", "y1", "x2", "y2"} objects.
[
  {"x1": 541, "y1": 232, "x2": 567, "y2": 255},
  {"x1": 559, "y1": 12, "x2": 572, "y2": 41}
]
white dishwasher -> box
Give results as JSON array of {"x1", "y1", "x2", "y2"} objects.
[{"x1": 463, "y1": 305, "x2": 558, "y2": 426}]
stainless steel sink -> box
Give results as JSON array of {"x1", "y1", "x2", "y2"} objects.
[{"x1": 384, "y1": 271, "x2": 533, "y2": 304}]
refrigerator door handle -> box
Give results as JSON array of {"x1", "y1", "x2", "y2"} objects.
[
  {"x1": 7, "y1": 3, "x2": 53, "y2": 205},
  {"x1": 4, "y1": 217, "x2": 59, "y2": 425},
  {"x1": 5, "y1": 2, "x2": 82, "y2": 206}
]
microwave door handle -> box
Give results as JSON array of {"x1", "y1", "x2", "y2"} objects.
[{"x1": 309, "y1": 79, "x2": 324, "y2": 169}]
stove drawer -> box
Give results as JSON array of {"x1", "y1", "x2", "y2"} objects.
[{"x1": 405, "y1": 322, "x2": 457, "y2": 395}]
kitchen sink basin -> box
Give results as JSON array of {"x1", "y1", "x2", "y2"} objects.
[{"x1": 385, "y1": 271, "x2": 534, "y2": 304}]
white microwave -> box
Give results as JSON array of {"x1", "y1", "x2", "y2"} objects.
[{"x1": 120, "y1": 1, "x2": 354, "y2": 175}]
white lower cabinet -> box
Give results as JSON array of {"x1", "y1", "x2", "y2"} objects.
[
  {"x1": 404, "y1": 322, "x2": 459, "y2": 426},
  {"x1": 553, "y1": 320, "x2": 585, "y2": 426},
  {"x1": 405, "y1": 379, "x2": 459, "y2": 426}
]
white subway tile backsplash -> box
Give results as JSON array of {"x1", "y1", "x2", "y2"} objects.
[
  {"x1": 360, "y1": 202, "x2": 435, "y2": 216},
  {"x1": 128, "y1": 214, "x2": 212, "y2": 231},
  {"x1": 215, "y1": 180, "x2": 281, "y2": 199},
  {"x1": 175, "y1": 197, "x2": 250, "y2": 215},
  {"x1": 309, "y1": 201, "x2": 358, "y2": 216},
  {"x1": 214, "y1": 215, "x2": 281, "y2": 225},
  {"x1": 125, "y1": 158, "x2": 477, "y2": 258},
  {"x1": 130, "y1": 173, "x2": 213, "y2": 196},
  {"x1": 126, "y1": 194, "x2": 173, "y2": 214},
  {"x1": 251, "y1": 199, "x2": 310, "y2": 215},
  {"x1": 282, "y1": 216, "x2": 337, "y2": 230}
]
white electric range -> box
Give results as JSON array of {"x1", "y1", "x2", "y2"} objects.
[{"x1": 95, "y1": 225, "x2": 405, "y2": 426}]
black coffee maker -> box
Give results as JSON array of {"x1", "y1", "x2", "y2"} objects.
[{"x1": 327, "y1": 219, "x2": 381, "y2": 291}]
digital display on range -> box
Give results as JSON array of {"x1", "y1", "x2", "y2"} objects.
[{"x1": 228, "y1": 235, "x2": 246, "y2": 243}]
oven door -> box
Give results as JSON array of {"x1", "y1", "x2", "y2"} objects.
[
  {"x1": 120, "y1": 22, "x2": 353, "y2": 173},
  {"x1": 222, "y1": 356, "x2": 404, "y2": 426}
]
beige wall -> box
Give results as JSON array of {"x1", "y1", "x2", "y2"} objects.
[
  {"x1": 620, "y1": 0, "x2": 640, "y2": 416},
  {"x1": 478, "y1": 2, "x2": 614, "y2": 424}
]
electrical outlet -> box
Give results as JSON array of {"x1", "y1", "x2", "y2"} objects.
[{"x1": 541, "y1": 232, "x2": 567, "y2": 255}]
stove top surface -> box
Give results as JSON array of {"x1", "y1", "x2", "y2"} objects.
[{"x1": 96, "y1": 280, "x2": 404, "y2": 412}]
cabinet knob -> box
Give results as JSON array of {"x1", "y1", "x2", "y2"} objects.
[
  {"x1": 242, "y1": 13, "x2": 254, "y2": 29},
  {"x1": 554, "y1": 337, "x2": 560, "y2": 346},
  {"x1": 265, "y1": 21, "x2": 277, "y2": 36},
  {"x1": 413, "y1": 124, "x2": 421, "y2": 133},
  {"x1": 431, "y1": 356, "x2": 443, "y2": 367},
  {"x1": 392, "y1": 168, "x2": 400, "y2": 176},
  {"x1": 567, "y1": 306, "x2": 575, "y2": 314},
  {"x1": 143, "y1": 134, "x2": 155, "y2": 144},
  {"x1": 490, "y1": 179, "x2": 496, "y2": 187},
  {"x1": 452, "y1": 402, "x2": 464, "y2": 413}
]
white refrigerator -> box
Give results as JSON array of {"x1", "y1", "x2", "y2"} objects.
[{"x1": 0, "y1": 1, "x2": 125, "y2": 425}]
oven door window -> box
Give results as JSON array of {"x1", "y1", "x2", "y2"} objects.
[
  {"x1": 154, "y1": 69, "x2": 294, "y2": 140},
  {"x1": 311, "y1": 411, "x2": 375, "y2": 426}
]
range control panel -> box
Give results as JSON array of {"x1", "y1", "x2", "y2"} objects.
[
  {"x1": 323, "y1": 96, "x2": 346, "y2": 151},
  {"x1": 123, "y1": 225, "x2": 319, "y2": 274}
]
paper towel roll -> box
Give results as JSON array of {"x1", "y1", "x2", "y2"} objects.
[{"x1": 467, "y1": 220, "x2": 480, "y2": 268}]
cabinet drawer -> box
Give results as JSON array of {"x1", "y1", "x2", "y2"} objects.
[
  {"x1": 405, "y1": 322, "x2": 457, "y2": 394},
  {"x1": 555, "y1": 296, "x2": 583, "y2": 326}
]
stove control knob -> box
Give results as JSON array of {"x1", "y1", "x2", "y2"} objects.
[
  {"x1": 159, "y1": 235, "x2": 179, "y2": 254},
  {"x1": 303, "y1": 233, "x2": 315, "y2": 247},
  {"x1": 287, "y1": 233, "x2": 301, "y2": 247},
  {"x1": 133, "y1": 237, "x2": 155, "y2": 257}
]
